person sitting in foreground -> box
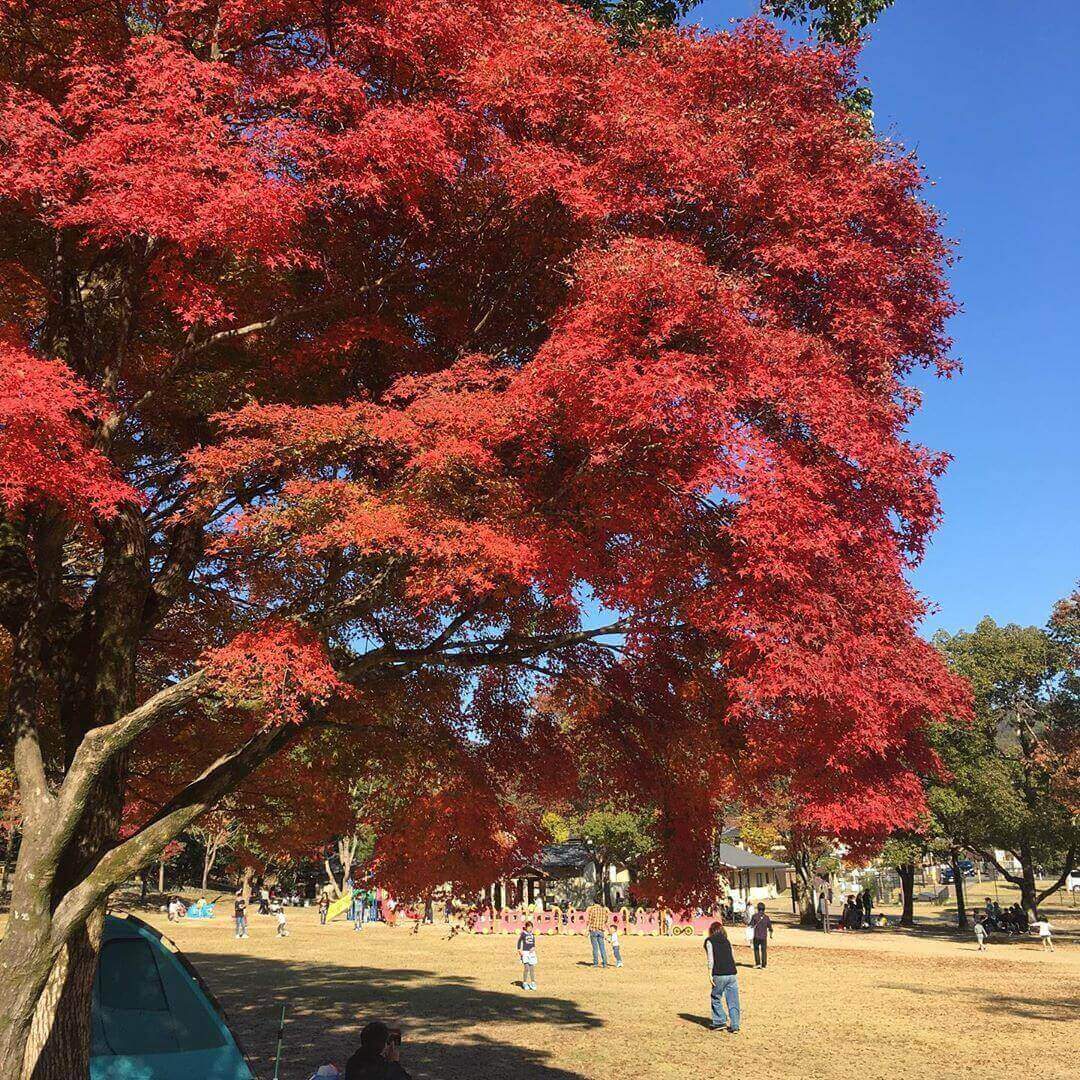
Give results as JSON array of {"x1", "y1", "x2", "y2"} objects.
[{"x1": 345, "y1": 1021, "x2": 412, "y2": 1080}]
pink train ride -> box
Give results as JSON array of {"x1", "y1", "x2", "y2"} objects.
[{"x1": 470, "y1": 906, "x2": 718, "y2": 936}]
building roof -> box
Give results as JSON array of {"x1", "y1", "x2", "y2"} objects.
[
  {"x1": 714, "y1": 842, "x2": 790, "y2": 871},
  {"x1": 540, "y1": 840, "x2": 596, "y2": 876}
]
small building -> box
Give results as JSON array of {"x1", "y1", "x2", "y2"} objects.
[
  {"x1": 484, "y1": 839, "x2": 630, "y2": 911},
  {"x1": 714, "y1": 841, "x2": 791, "y2": 903}
]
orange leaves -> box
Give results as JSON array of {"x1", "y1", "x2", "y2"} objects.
[
  {"x1": 206, "y1": 619, "x2": 349, "y2": 726},
  {"x1": 0, "y1": 338, "x2": 136, "y2": 522}
]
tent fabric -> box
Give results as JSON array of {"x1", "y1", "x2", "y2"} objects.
[{"x1": 91, "y1": 914, "x2": 255, "y2": 1080}]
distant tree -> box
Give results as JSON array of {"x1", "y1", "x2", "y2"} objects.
[
  {"x1": 762, "y1": 1, "x2": 896, "y2": 42},
  {"x1": 877, "y1": 834, "x2": 925, "y2": 927},
  {"x1": 189, "y1": 811, "x2": 237, "y2": 893},
  {"x1": 933, "y1": 612, "x2": 1080, "y2": 919},
  {"x1": 741, "y1": 802, "x2": 836, "y2": 926},
  {"x1": 579, "y1": 808, "x2": 658, "y2": 904}
]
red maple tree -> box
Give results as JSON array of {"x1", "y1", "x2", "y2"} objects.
[{"x1": 0, "y1": 1, "x2": 966, "y2": 1073}]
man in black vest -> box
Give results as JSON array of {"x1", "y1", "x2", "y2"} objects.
[{"x1": 704, "y1": 922, "x2": 740, "y2": 1032}]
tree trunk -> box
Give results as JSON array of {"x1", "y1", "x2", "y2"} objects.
[
  {"x1": 794, "y1": 851, "x2": 818, "y2": 926},
  {"x1": 897, "y1": 863, "x2": 915, "y2": 926},
  {"x1": 1018, "y1": 844, "x2": 1039, "y2": 920},
  {"x1": 157, "y1": 860, "x2": 165, "y2": 895},
  {"x1": 241, "y1": 865, "x2": 254, "y2": 904},
  {"x1": 25, "y1": 909, "x2": 104, "y2": 1079},
  {"x1": 950, "y1": 850, "x2": 969, "y2": 929},
  {"x1": 323, "y1": 858, "x2": 340, "y2": 898}
]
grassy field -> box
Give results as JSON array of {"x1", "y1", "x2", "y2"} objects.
[{"x1": 127, "y1": 892, "x2": 1079, "y2": 1080}]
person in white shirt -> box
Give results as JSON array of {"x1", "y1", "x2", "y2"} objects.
[
  {"x1": 1031, "y1": 918, "x2": 1054, "y2": 952},
  {"x1": 608, "y1": 923, "x2": 623, "y2": 968},
  {"x1": 973, "y1": 916, "x2": 987, "y2": 951}
]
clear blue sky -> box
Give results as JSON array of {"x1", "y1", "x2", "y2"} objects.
[{"x1": 690, "y1": 0, "x2": 1080, "y2": 636}]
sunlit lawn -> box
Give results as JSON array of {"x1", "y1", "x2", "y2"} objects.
[{"x1": 129, "y1": 893, "x2": 1078, "y2": 1080}]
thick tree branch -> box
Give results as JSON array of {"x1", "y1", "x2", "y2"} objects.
[
  {"x1": 51, "y1": 718, "x2": 303, "y2": 940},
  {"x1": 59, "y1": 671, "x2": 207, "y2": 821}
]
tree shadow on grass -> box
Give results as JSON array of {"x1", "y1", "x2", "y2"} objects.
[
  {"x1": 187, "y1": 950, "x2": 599, "y2": 1079},
  {"x1": 877, "y1": 982, "x2": 1079, "y2": 1023}
]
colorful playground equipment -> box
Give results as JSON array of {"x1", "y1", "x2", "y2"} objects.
[
  {"x1": 327, "y1": 889, "x2": 354, "y2": 921},
  {"x1": 469, "y1": 905, "x2": 718, "y2": 936}
]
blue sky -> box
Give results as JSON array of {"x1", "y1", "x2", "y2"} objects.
[{"x1": 690, "y1": 0, "x2": 1079, "y2": 636}]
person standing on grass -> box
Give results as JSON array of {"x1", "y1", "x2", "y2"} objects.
[
  {"x1": 517, "y1": 920, "x2": 538, "y2": 990},
  {"x1": 750, "y1": 903, "x2": 773, "y2": 969},
  {"x1": 319, "y1": 892, "x2": 329, "y2": 926},
  {"x1": 974, "y1": 915, "x2": 987, "y2": 951},
  {"x1": 861, "y1": 887, "x2": 873, "y2": 922},
  {"x1": 586, "y1": 897, "x2": 610, "y2": 968},
  {"x1": 608, "y1": 922, "x2": 623, "y2": 968},
  {"x1": 818, "y1": 888, "x2": 832, "y2": 933},
  {"x1": 1031, "y1": 916, "x2": 1055, "y2": 952},
  {"x1": 704, "y1": 921, "x2": 740, "y2": 1033},
  {"x1": 234, "y1": 892, "x2": 248, "y2": 939}
]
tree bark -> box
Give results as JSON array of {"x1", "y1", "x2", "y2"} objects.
[
  {"x1": 793, "y1": 851, "x2": 818, "y2": 926},
  {"x1": 950, "y1": 849, "x2": 969, "y2": 929},
  {"x1": 24, "y1": 910, "x2": 104, "y2": 1080},
  {"x1": 897, "y1": 863, "x2": 915, "y2": 926},
  {"x1": 158, "y1": 860, "x2": 165, "y2": 895},
  {"x1": 1018, "y1": 842, "x2": 1039, "y2": 920}
]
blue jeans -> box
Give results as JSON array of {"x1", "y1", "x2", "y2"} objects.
[
  {"x1": 710, "y1": 975, "x2": 740, "y2": 1030},
  {"x1": 589, "y1": 930, "x2": 608, "y2": 967},
  {"x1": 612, "y1": 945, "x2": 622, "y2": 965},
  {"x1": 235, "y1": 915, "x2": 247, "y2": 937}
]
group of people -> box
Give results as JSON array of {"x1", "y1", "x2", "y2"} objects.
[
  {"x1": 839, "y1": 889, "x2": 875, "y2": 929},
  {"x1": 817, "y1": 885, "x2": 874, "y2": 931},
  {"x1": 973, "y1": 898, "x2": 1055, "y2": 951},
  {"x1": 233, "y1": 890, "x2": 289, "y2": 938},
  {"x1": 979, "y1": 898, "x2": 1030, "y2": 935}
]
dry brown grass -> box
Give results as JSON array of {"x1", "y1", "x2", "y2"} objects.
[{"x1": 129, "y1": 899, "x2": 1079, "y2": 1080}]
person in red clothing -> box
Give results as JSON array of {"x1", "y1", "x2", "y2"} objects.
[{"x1": 749, "y1": 902, "x2": 774, "y2": 968}]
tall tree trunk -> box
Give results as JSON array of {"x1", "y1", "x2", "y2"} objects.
[
  {"x1": 158, "y1": 860, "x2": 165, "y2": 895},
  {"x1": 323, "y1": 858, "x2": 341, "y2": 898},
  {"x1": 1018, "y1": 842, "x2": 1039, "y2": 920},
  {"x1": 897, "y1": 863, "x2": 915, "y2": 927},
  {"x1": 794, "y1": 851, "x2": 817, "y2": 926},
  {"x1": 241, "y1": 865, "x2": 254, "y2": 904},
  {"x1": 950, "y1": 850, "x2": 969, "y2": 929}
]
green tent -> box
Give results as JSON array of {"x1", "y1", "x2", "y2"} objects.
[{"x1": 91, "y1": 914, "x2": 256, "y2": 1080}]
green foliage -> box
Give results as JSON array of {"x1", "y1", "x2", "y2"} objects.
[
  {"x1": 579, "y1": 808, "x2": 659, "y2": 872},
  {"x1": 877, "y1": 835, "x2": 924, "y2": 869},
  {"x1": 762, "y1": 0, "x2": 896, "y2": 43},
  {"x1": 929, "y1": 614, "x2": 1080, "y2": 908},
  {"x1": 572, "y1": 0, "x2": 697, "y2": 42}
]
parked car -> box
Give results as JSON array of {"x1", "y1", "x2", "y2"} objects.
[
  {"x1": 1066, "y1": 869, "x2": 1080, "y2": 893},
  {"x1": 940, "y1": 860, "x2": 976, "y2": 883}
]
